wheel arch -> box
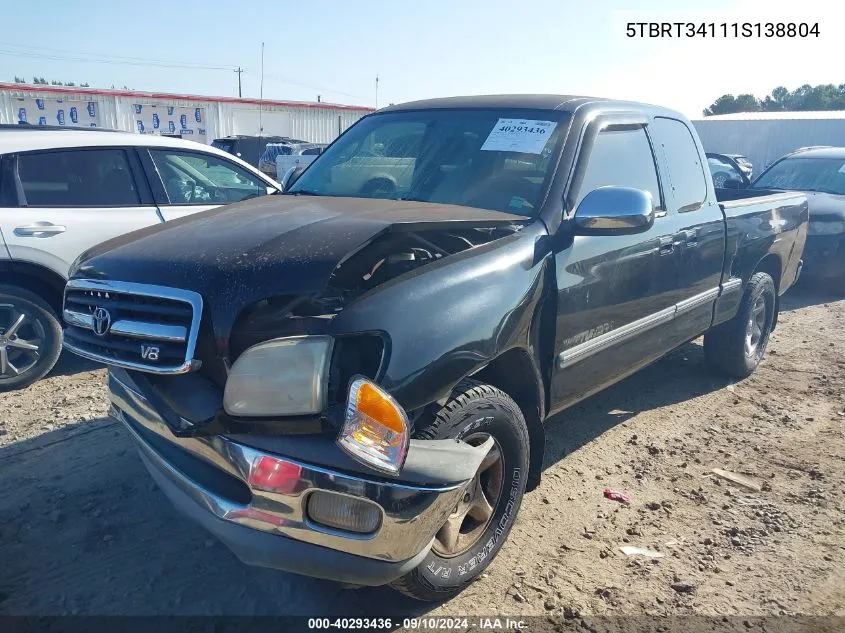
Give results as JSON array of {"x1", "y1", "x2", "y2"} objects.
[
  {"x1": 0, "y1": 260, "x2": 65, "y2": 316},
  {"x1": 752, "y1": 253, "x2": 782, "y2": 330},
  {"x1": 469, "y1": 346, "x2": 545, "y2": 492}
]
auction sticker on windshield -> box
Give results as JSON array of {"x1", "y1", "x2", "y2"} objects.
[{"x1": 480, "y1": 118, "x2": 557, "y2": 154}]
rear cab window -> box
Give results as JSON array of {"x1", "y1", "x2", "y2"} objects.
[{"x1": 650, "y1": 117, "x2": 707, "y2": 212}]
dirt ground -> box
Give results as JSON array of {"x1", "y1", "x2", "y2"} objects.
[{"x1": 0, "y1": 285, "x2": 842, "y2": 619}]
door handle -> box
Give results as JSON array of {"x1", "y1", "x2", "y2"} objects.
[
  {"x1": 13, "y1": 223, "x2": 67, "y2": 237},
  {"x1": 658, "y1": 236, "x2": 675, "y2": 256},
  {"x1": 683, "y1": 229, "x2": 699, "y2": 247}
]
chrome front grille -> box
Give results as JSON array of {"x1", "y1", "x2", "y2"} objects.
[{"x1": 62, "y1": 279, "x2": 203, "y2": 374}]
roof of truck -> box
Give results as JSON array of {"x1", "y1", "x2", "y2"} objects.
[
  {"x1": 786, "y1": 146, "x2": 845, "y2": 159},
  {"x1": 377, "y1": 95, "x2": 692, "y2": 121},
  {"x1": 379, "y1": 94, "x2": 602, "y2": 113}
]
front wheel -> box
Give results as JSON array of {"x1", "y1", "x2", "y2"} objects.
[
  {"x1": 0, "y1": 285, "x2": 63, "y2": 391},
  {"x1": 390, "y1": 380, "x2": 529, "y2": 602},
  {"x1": 704, "y1": 272, "x2": 776, "y2": 379}
]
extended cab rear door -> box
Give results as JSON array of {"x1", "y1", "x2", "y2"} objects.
[
  {"x1": 649, "y1": 116, "x2": 724, "y2": 347},
  {"x1": 0, "y1": 147, "x2": 161, "y2": 278},
  {"x1": 139, "y1": 147, "x2": 275, "y2": 221}
]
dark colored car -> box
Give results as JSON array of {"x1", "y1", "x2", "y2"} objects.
[
  {"x1": 750, "y1": 146, "x2": 845, "y2": 283},
  {"x1": 707, "y1": 152, "x2": 752, "y2": 188},
  {"x1": 211, "y1": 135, "x2": 308, "y2": 169},
  {"x1": 63, "y1": 95, "x2": 807, "y2": 601}
]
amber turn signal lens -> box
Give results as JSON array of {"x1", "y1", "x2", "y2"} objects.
[{"x1": 337, "y1": 378, "x2": 410, "y2": 475}]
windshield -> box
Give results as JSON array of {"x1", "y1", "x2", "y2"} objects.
[
  {"x1": 753, "y1": 157, "x2": 845, "y2": 195},
  {"x1": 288, "y1": 109, "x2": 568, "y2": 216}
]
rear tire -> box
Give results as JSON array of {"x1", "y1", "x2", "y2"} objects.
[
  {"x1": 0, "y1": 285, "x2": 63, "y2": 392},
  {"x1": 390, "y1": 379, "x2": 529, "y2": 602},
  {"x1": 704, "y1": 272, "x2": 776, "y2": 379}
]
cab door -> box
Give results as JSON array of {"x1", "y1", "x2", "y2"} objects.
[
  {"x1": 549, "y1": 118, "x2": 682, "y2": 412},
  {"x1": 650, "y1": 116, "x2": 725, "y2": 348},
  {"x1": 0, "y1": 147, "x2": 161, "y2": 277},
  {"x1": 139, "y1": 148, "x2": 276, "y2": 222}
]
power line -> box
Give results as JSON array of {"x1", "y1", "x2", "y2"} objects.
[
  {"x1": 0, "y1": 49, "x2": 234, "y2": 72},
  {"x1": 0, "y1": 42, "x2": 237, "y2": 70},
  {"x1": 251, "y1": 70, "x2": 365, "y2": 101}
]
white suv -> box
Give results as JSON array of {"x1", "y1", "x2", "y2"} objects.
[{"x1": 0, "y1": 125, "x2": 280, "y2": 391}]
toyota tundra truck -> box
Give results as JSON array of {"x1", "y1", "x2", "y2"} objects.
[{"x1": 62, "y1": 95, "x2": 808, "y2": 601}]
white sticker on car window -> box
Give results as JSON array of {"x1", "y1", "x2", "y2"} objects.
[
  {"x1": 481, "y1": 119, "x2": 557, "y2": 154},
  {"x1": 838, "y1": 163, "x2": 845, "y2": 173}
]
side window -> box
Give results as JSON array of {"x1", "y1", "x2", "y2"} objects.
[
  {"x1": 576, "y1": 127, "x2": 661, "y2": 210},
  {"x1": 149, "y1": 150, "x2": 268, "y2": 205},
  {"x1": 301, "y1": 147, "x2": 322, "y2": 156},
  {"x1": 17, "y1": 148, "x2": 141, "y2": 207},
  {"x1": 651, "y1": 117, "x2": 707, "y2": 211}
]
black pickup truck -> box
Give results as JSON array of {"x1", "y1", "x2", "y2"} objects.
[{"x1": 62, "y1": 95, "x2": 807, "y2": 601}]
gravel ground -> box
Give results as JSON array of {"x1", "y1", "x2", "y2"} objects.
[{"x1": 0, "y1": 285, "x2": 842, "y2": 619}]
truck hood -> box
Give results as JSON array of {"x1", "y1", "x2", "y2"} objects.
[{"x1": 72, "y1": 194, "x2": 525, "y2": 337}]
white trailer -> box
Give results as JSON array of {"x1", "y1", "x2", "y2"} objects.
[{"x1": 692, "y1": 110, "x2": 845, "y2": 174}]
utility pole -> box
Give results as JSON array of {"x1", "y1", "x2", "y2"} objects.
[
  {"x1": 375, "y1": 74, "x2": 379, "y2": 109},
  {"x1": 234, "y1": 67, "x2": 243, "y2": 98}
]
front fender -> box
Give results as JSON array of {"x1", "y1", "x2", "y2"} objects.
[{"x1": 329, "y1": 222, "x2": 552, "y2": 413}]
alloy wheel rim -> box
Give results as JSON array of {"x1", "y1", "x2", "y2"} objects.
[
  {"x1": 432, "y1": 432, "x2": 504, "y2": 558},
  {"x1": 0, "y1": 303, "x2": 45, "y2": 380},
  {"x1": 744, "y1": 294, "x2": 767, "y2": 359}
]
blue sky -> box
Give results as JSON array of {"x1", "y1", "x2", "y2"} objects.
[{"x1": 0, "y1": 0, "x2": 838, "y2": 117}]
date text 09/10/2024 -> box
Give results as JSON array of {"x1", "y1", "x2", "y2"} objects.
[
  {"x1": 307, "y1": 618, "x2": 528, "y2": 630},
  {"x1": 626, "y1": 22, "x2": 820, "y2": 38}
]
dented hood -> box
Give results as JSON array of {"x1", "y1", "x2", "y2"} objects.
[{"x1": 72, "y1": 195, "x2": 524, "y2": 336}]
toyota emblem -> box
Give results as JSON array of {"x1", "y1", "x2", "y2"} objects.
[{"x1": 92, "y1": 307, "x2": 112, "y2": 337}]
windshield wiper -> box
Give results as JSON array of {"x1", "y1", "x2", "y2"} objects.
[{"x1": 283, "y1": 189, "x2": 324, "y2": 196}]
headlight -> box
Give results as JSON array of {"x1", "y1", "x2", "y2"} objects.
[
  {"x1": 224, "y1": 336, "x2": 334, "y2": 417},
  {"x1": 337, "y1": 377, "x2": 409, "y2": 476},
  {"x1": 808, "y1": 220, "x2": 845, "y2": 236}
]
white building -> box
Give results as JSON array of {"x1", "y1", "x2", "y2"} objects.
[
  {"x1": 0, "y1": 82, "x2": 373, "y2": 144},
  {"x1": 692, "y1": 110, "x2": 845, "y2": 174}
]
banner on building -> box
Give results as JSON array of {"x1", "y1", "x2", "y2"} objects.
[
  {"x1": 134, "y1": 104, "x2": 206, "y2": 142},
  {"x1": 14, "y1": 96, "x2": 102, "y2": 127}
]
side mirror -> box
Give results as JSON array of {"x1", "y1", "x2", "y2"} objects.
[
  {"x1": 723, "y1": 178, "x2": 744, "y2": 189},
  {"x1": 572, "y1": 186, "x2": 655, "y2": 235},
  {"x1": 281, "y1": 165, "x2": 306, "y2": 191}
]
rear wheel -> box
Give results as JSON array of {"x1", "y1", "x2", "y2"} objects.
[
  {"x1": 0, "y1": 285, "x2": 63, "y2": 392},
  {"x1": 390, "y1": 379, "x2": 529, "y2": 601},
  {"x1": 704, "y1": 272, "x2": 776, "y2": 379}
]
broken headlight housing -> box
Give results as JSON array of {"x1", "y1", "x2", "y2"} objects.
[{"x1": 223, "y1": 335, "x2": 334, "y2": 417}]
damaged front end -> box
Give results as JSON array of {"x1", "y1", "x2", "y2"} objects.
[
  {"x1": 107, "y1": 366, "x2": 495, "y2": 585},
  {"x1": 64, "y1": 195, "x2": 543, "y2": 582}
]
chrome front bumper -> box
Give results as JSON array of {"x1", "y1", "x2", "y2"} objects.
[{"x1": 108, "y1": 370, "x2": 470, "y2": 581}]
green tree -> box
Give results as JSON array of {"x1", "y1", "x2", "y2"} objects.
[
  {"x1": 703, "y1": 94, "x2": 761, "y2": 116},
  {"x1": 706, "y1": 83, "x2": 845, "y2": 115},
  {"x1": 13, "y1": 75, "x2": 26, "y2": 83}
]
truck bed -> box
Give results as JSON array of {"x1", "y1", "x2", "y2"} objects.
[
  {"x1": 715, "y1": 187, "x2": 802, "y2": 208},
  {"x1": 714, "y1": 187, "x2": 808, "y2": 302}
]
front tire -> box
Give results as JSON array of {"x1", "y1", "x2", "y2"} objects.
[
  {"x1": 390, "y1": 380, "x2": 529, "y2": 602},
  {"x1": 704, "y1": 272, "x2": 776, "y2": 379},
  {"x1": 0, "y1": 285, "x2": 63, "y2": 392}
]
